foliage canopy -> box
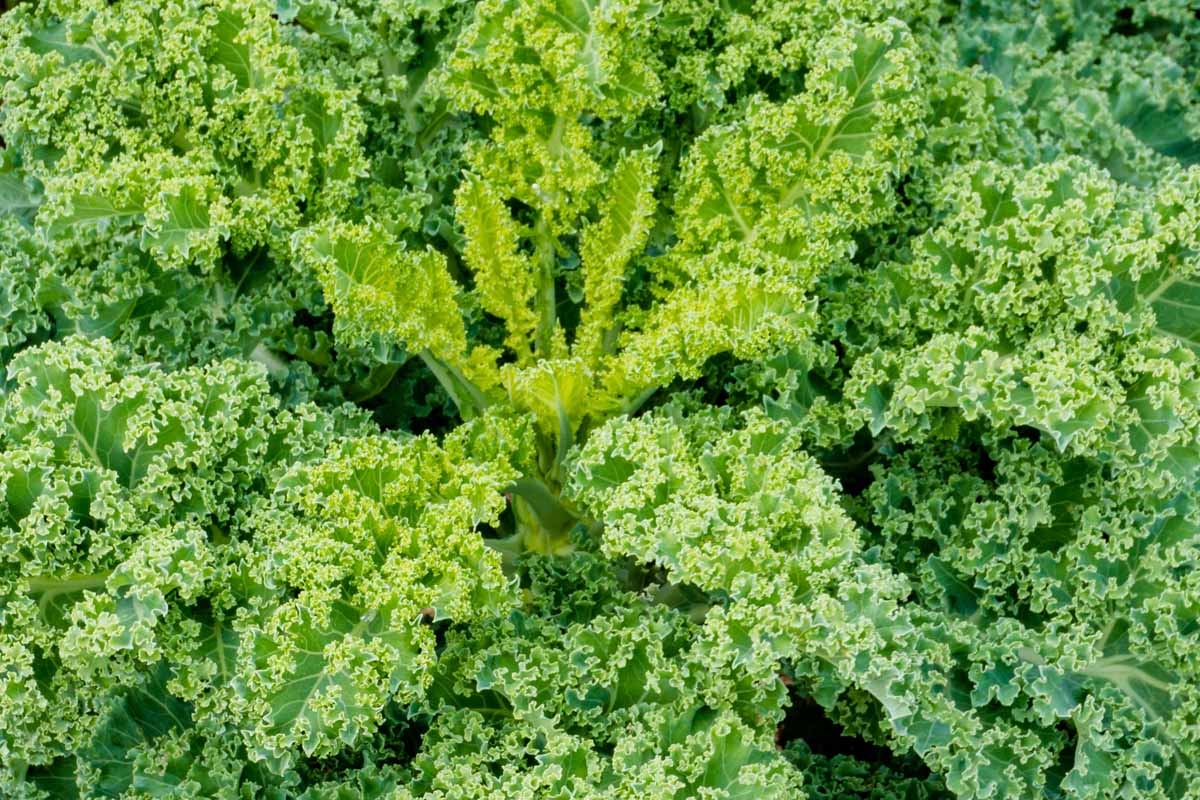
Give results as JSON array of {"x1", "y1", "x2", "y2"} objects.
[{"x1": 1, "y1": 1, "x2": 1199, "y2": 798}]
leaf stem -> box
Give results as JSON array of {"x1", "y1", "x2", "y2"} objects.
[
  {"x1": 506, "y1": 477, "x2": 584, "y2": 555},
  {"x1": 533, "y1": 215, "x2": 557, "y2": 357},
  {"x1": 419, "y1": 351, "x2": 488, "y2": 419},
  {"x1": 25, "y1": 573, "x2": 111, "y2": 595},
  {"x1": 346, "y1": 361, "x2": 403, "y2": 403}
]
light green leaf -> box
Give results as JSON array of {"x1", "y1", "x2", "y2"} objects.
[
  {"x1": 44, "y1": 194, "x2": 144, "y2": 240},
  {"x1": 238, "y1": 600, "x2": 433, "y2": 766},
  {"x1": 141, "y1": 182, "x2": 227, "y2": 264},
  {"x1": 457, "y1": 177, "x2": 538, "y2": 357},
  {"x1": 576, "y1": 146, "x2": 658, "y2": 361},
  {"x1": 298, "y1": 221, "x2": 465, "y2": 361}
]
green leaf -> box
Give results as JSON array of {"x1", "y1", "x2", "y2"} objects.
[
  {"x1": 1077, "y1": 618, "x2": 1177, "y2": 722},
  {"x1": 926, "y1": 556, "x2": 980, "y2": 619},
  {"x1": 21, "y1": 18, "x2": 110, "y2": 65},
  {"x1": 79, "y1": 664, "x2": 193, "y2": 797},
  {"x1": 1140, "y1": 261, "x2": 1200, "y2": 353},
  {"x1": 297, "y1": 87, "x2": 366, "y2": 191},
  {"x1": 620, "y1": 706, "x2": 799, "y2": 799},
  {"x1": 457, "y1": 176, "x2": 538, "y2": 357},
  {"x1": 675, "y1": 19, "x2": 921, "y2": 269},
  {"x1": 141, "y1": 182, "x2": 226, "y2": 264},
  {"x1": 0, "y1": 170, "x2": 41, "y2": 227},
  {"x1": 238, "y1": 600, "x2": 433, "y2": 766},
  {"x1": 274, "y1": 0, "x2": 360, "y2": 47},
  {"x1": 195, "y1": 614, "x2": 240, "y2": 690},
  {"x1": 298, "y1": 221, "x2": 465, "y2": 361},
  {"x1": 210, "y1": 8, "x2": 256, "y2": 89},
  {"x1": 44, "y1": 194, "x2": 144, "y2": 240},
  {"x1": 26, "y1": 757, "x2": 81, "y2": 800},
  {"x1": 1111, "y1": 79, "x2": 1200, "y2": 167},
  {"x1": 576, "y1": 146, "x2": 658, "y2": 361}
]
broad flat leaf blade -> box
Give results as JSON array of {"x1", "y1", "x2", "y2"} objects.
[
  {"x1": 1142, "y1": 264, "x2": 1200, "y2": 353},
  {"x1": 80, "y1": 662, "x2": 194, "y2": 798}
]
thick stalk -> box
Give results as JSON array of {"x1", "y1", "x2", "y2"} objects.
[
  {"x1": 25, "y1": 573, "x2": 110, "y2": 595},
  {"x1": 419, "y1": 351, "x2": 488, "y2": 420},
  {"x1": 508, "y1": 477, "x2": 581, "y2": 555},
  {"x1": 619, "y1": 384, "x2": 661, "y2": 418},
  {"x1": 26, "y1": 573, "x2": 112, "y2": 619}
]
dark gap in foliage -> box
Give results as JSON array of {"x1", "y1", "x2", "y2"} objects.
[
  {"x1": 430, "y1": 618, "x2": 452, "y2": 651},
  {"x1": 754, "y1": 68, "x2": 808, "y2": 105},
  {"x1": 408, "y1": 17, "x2": 435, "y2": 71},
  {"x1": 503, "y1": 197, "x2": 537, "y2": 227},
  {"x1": 384, "y1": 705, "x2": 432, "y2": 767},
  {"x1": 478, "y1": 498, "x2": 515, "y2": 543},
  {"x1": 850, "y1": 228, "x2": 880, "y2": 267},
  {"x1": 1038, "y1": 257, "x2": 1055, "y2": 282},
  {"x1": 292, "y1": 306, "x2": 333, "y2": 336},
  {"x1": 1049, "y1": 29, "x2": 1071, "y2": 55},
  {"x1": 1044, "y1": 720, "x2": 1078, "y2": 796},
  {"x1": 913, "y1": 537, "x2": 940, "y2": 560},
  {"x1": 498, "y1": 497, "x2": 517, "y2": 540},
  {"x1": 188, "y1": 596, "x2": 218, "y2": 625},
  {"x1": 1112, "y1": 7, "x2": 1139, "y2": 37},
  {"x1": 555, "y1": 265, "x2": 583, "y2": 339},
  {"x1": 945, "y1": 653, "x2": 976, "y2": 712},
  {"x1": 829, "y1": 338, "x2": 848, "y2": 367},
  {"x1": 777, "y1": 684, "x2": 901, "y2": 766},
  {"x1": 1013, "y1": 424, "x2": 1042, "y2": 444},
  {"x1": 1, "y1": 313, "x2": 54, "y2": 385},
  {"x1": 471, "y1": 309, "x2": 519, "y2": 366},
  {"x1": 224, "y1": 246, "x2": 274, "y2": 299},
  {"x1": 1015, "y1": 602, "x2": 1051, "y2": 628},
  {"x1": 696, "y1": 351, "x2": 736, "y2": 408},
  {"x1": 297, "y1": 707, "x2": 429, "y2": 783},
  {"x1": 624, "y1": 558, "x2": 670, "y2": 595},
  {"x1": 31, "y1": 650, "x2": 59, "y2": 691},
  {"x1": 974, "y1": 442, "x2": 997, "y2": 483},
  {"x1": 25, "y1": 756, "x2": 80, "y2": 799},
  {"x1": 820, "y1": 428, "x2": 888, "y2": 498},
  {"x1": 360, "y1": 357, "x2": 457, "y2": 435},
  {"x1": 783, "y1": 738, "x2": 954, "y2": 799}
]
